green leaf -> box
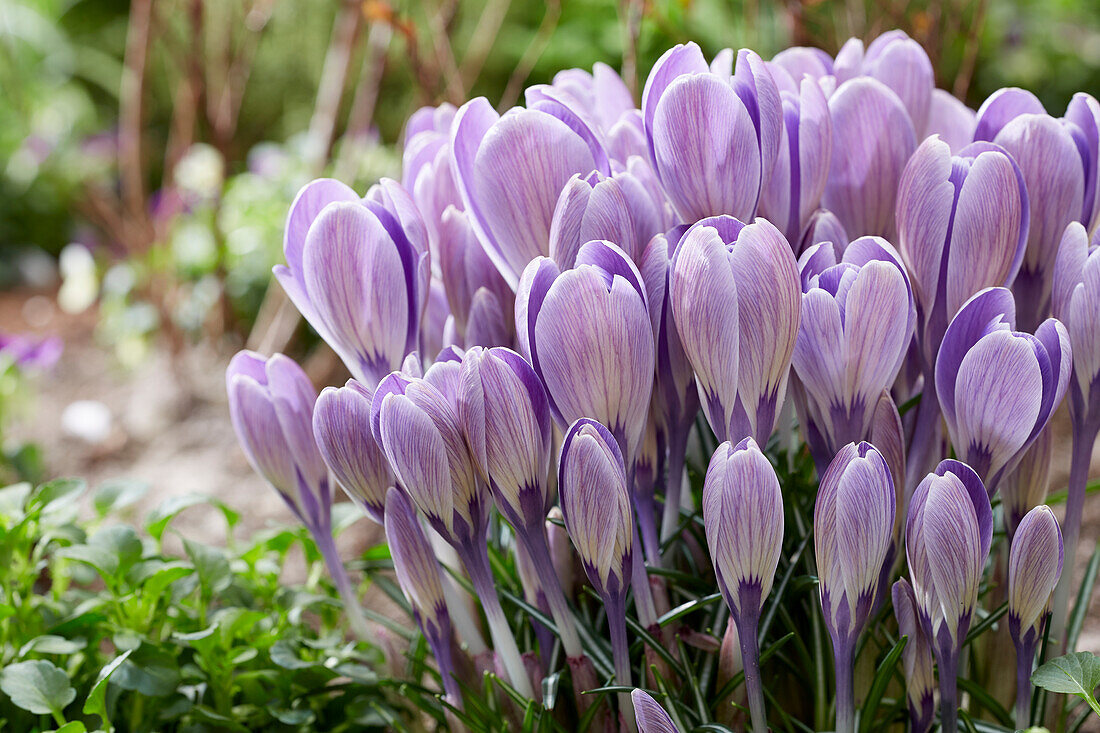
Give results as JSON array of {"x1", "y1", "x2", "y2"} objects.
[
  {"x1": 859, "y1": 635, "x2": 907, "y2": 732},
  {"x1": 46, "y1": 723, "x2": 87, "y2": 733},
  {"x1": 26, "y1": 478, "x2": 86, "y2": 514},
  {"x1": 93, "y1": 479, "x2": 149, "y2": 517},
  {"x1": 1032, "y1": 652, "x2": 1100, "y2": 716},
  {"x1": 145, "y1": 494, "x2": 206, "y2": 541},
  {"x1": 0, "y1": 482, "x2": 32, "y2": 519},
  {"x1": 20, "y1": 635, "x2": 87, "y2": 656},
  {"x1": 111, "y1": 644, "x2": 180, "y2": 697},
  {"x1": 0, "y1": 660, "x2": 77, "y2": 716},
  {"x1": 83, "y1": 650, "x2": 132, "y2": 732},
  {"x1": 183, "y1": 537, "x2": 230, "y2": 595}
]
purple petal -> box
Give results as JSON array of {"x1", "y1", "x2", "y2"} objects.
[
  {"x1": 926, "y1": 89, "x2": 976, "y2": 153},
  {"x1": 632, "y1": 690, "x2": 681, "y2": 733},
  {"x1": 314, "y1": 383, "x2": 392, "y2": 524},
  {"x1": 973, "y1": 87, "x2": 1045, "y2": 142}
]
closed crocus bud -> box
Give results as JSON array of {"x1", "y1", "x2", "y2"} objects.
[
  {"x1": 1053, "y1": 221, "x2": 1100, "y2": 423},
  {"x1": 834, "y1": 31, "x2": 934, "y2": 135},
  {"x1": 892, "y1": 578, "x2": 935, "y2": 733},
  {"x1": 384, "y1": 487, "x2": 461, "y2": 705},
  {"x1": 549, "y1": 170, "x2": 665, "y2": 267},
  {"x1": 642, "y1": 43, "x2": 782, "y2": 222},
  {"x1": 1064, "y1": 93, "x2": 1100, "y2": 233},
  {"x1": 670, "y1": 216, "x2": 800, "y2": 445},
  {"x1": 759, "y1": 75, "x2": 833, "y2": 244},
  {"x1": 798, "y1": 208, "x2": 850, "y2": 256},
  {"x1": 313, "y1": 380, "x2": 394, "y2": 525},
  {"x1": 792, "y1": 237, "x2": 915, "y2": 466},
  {"x1": 516, "y1": 240, "x2": 654, "y2": 467},
  {"x1": 896, "y1": 137, "x2": 1029, "y2": 369},
  {"x1": 451, "y1": 97, "x2": 609, "y2": 290},
  {"x1": 972, "y1": 87, "x2": 1046, "y2": 142},
  {"x1": 403, "y1": 104, "x2": 462, "y2": 252},
  {"x1": 824, "y1": 77, "x2": 916, "y2": 240},
  {"x1": 437, "y1": 206, "x2": 513, "y2": 347},
  {"x1": 632, "y1": 690, "x2": 681, "y2": 733},
  {"x1": 1000, "y1": 426, "x2": 1053, "y2": 541},
  {"x1": 906, "y1": 459, "x2": 992, "y2": 733},
  {"x1": 541, "y1": 62, "x2": 635, "y2": 146},
  {"x1": 227, "y1": 351, "x2": 330, "y2": 529},
  {"x1": 814, "y1": 442, "x2": 896, "y2": 733},
  {"x1": 702, "y1": 438, "x2": 783, "y2": 733},
  {"x1": 994, "y1": 114, "x2": 1085, "y2": 328},
  {"x1": 936, "y1": 287, "x2": 1071, "y2": 495},
  {"x1": 926, "y1": 89, "x2": 976, "y2": 153},
  {"x1": 1009, "y1": 505, "x2": 1063, "y2": 728},
  {"x1": 274, "y1": 185, "x2": 430, "y2": 387}
]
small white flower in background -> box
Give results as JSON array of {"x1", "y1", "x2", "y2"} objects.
[{"x1": 174, "y1": 143, "x2": 225, "y2": 202}]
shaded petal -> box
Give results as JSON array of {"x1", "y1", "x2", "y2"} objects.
[
  {"x1": 632, "y1": 690, "x2": 681, "y2": 733},
  {"x1": 642, "y1": 42, "x2": 710, "y2": 164},
  {"x1": 973, "y1": 87, "x2": 1045, "y2": 142},
  {"x1": 314, "y1": 383, "x2": 392, "y2": 524},
  {"x1": 1009, "y1": 505, "x2": 1063, "y2": 634},
  {"x1": 926, "y1": 89, "x2": 976, "y2": 153}
]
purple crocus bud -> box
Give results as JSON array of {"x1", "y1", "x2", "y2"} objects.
[
  {"x1": 926, "y1": 89, "x2": 976, "y2": 153},
  {"x1": 274, "y1": 187, "x2": 430, "y2": 387},
  {"x1": 703, "y1": 438, "x2": 782, "y2": 732},
  {"x1": 543, "y1": 62, "x2": 635, "y2": 144},
  {"x1": 847, "y1": 31, "x2": 935, "y2": 135},
  {"x1": 814, "y1": 442, "x2": 896, "y2": 733},
  {"x1": 549, "y1": 170, "x2": 665, "y2": 266},
  {"x1": 437, "y1": 206, "x2": 514, "y2": 347},
  {"x1": 669, "y1": 216, "x2": 800, "y2": 444},
  {"x1": 515, "y1": 240, "x2": 654, "y2": 467},
  {"x1": 896, "y1": 136, "x2": 1029, "y2": 371},
  {"x1": 758, "y1": 75, "x2": 833, "y2": 244},
  {"x1": 935, "y1": 287, "x2": 1071, "y2": 494},
  {"x1": 1064, "y1": 93, "x2": 1100, "y2": 232},
  {"x1": 632, "y1": 690, "x2": 681, "y2": 733},
  {"x1": 1053, "y1": 221, "x2": 1100, "y2": 423},
  {"x1": 905, "y1": 459, "x2": 992, "y2": 733},
  {"x1": 383, "y1": 487, "x2": 461, "y2": 705},
  {"x1": 642, "y1": 43, "x2": 782, "y2": 222},
  {"x1": 312, "y1": 380, "x2": 394, "y2": 525},
  {"x1": 994, "y1": 114, "x2": 1085, "y2": 328},
  {"x1": 798, "y1": 208, "x2": 850, "y2": 256},
  {"x1": 450, "y1": 97, "x2": 609, "y2": 290},
  {"x1": 792, "y1": 237, "x2": 915, "y2": 466},
  {"x1": 1000, "y1": 425, "x2": 1052, "y2": 542},
  {"x1": 366, "y1": 177, "x2": 431, "y2": 258},
  {"x1": 824, "y1": 77, "x2": 916, "y2": 240},
  {"x1": 1009, "y1": 505, "x2": 1063, "y2": 727},
  {"x1": 972, "y1": 87, "x2": 1045, "y2": 142},
  {"x1": 402, "y1": 104, "x2": 462, "y2": 248},
  {"x1": 892, "y1": 578, "x2": 935, "y2": 733},
  {"x1": 770, "y1": 46, "x2": 834, "y2": 84},
  {"x1": 226, "y1": 351, "x2": 330, "y2": 530}
]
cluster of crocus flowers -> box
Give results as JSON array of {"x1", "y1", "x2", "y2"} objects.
[{"x1": 223, "y1": 26, "x2": 1100, "y2": 732}]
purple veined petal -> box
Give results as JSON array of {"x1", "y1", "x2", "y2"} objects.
[
  {"x1": 264, "y1": 354, "x2": 327, "y2": 488},
  {"x1": 895, "y1": 136, "x2": 954, "y2": 325},
  {"x1": 771, "y1": 46, "x2": 834, "y2": 84},
  {"x1": 832, "y1": 38, "x2": 864, "y2": 84},
  {"x1": 607, "y1": 111, "x2": 649, "y2": 164},
  {"x1": 870, "y1": 391, "x2": 907, "y2": 537},
  {"x1": 575, "y1": 239, "x2": 649, "y2": 306},
  {"x1": 1008, "y1": 505, "x2": 1063, "y2": 636},
  {"x1": 642, "y1": 233, "x2": 697, "y2": 428},
  {"x1": 973, "y1": 87, "x2": 1046, "y2": 142},
  {"x1": 365, "y1": 177, "x2": 430, "y2": 257},
  {"x1": 799, "y1": 208, "x2": 849, "y2": 256},
  {"x1": 841, "y1": 258, "x2": 913, "y2": 410},
  {"x1": 465, "y1": 287, "x2": 512, "y2": 349},
  {"x1": 1052, "y1": 221, "x2": 1090, "y2": 320},
  {"x1": 514, "y1": 256, "x2": 562, "y2": 393},
  {"x1": 792, "y1": 287, "x2": 845, "y2": 426},
  {"x1": 439, "y1": 206, "x2": 479, "y2": 332},
  {"x1": 384, "y1": 487, "x2": 449, "y2": 635},
  {"x1": 226, "y1": 349, "x2": 270, "y2": 387},
  {"x1": 525, "y1": 85, "x2": 612, "y2": 175},
  {"x1": 421, "y1": 278, "x2": 450, "y2": 358},
  {"x1": 404, "y1": 102, "x2": 457, "y2": 142},
  {"x1": 733, "y1": 48, "x2": 783, "y2": 192},
  {"x1": 651, "y1": 73, "x2": 763, "y2": 222},
  {"x1": 592, "y1": 62, "x2": 636, "y2": 131},
  {"x1": 1030, "y1": 318, "x2": 1072, "y2": 442},
  {"x1": 926, "y1": 89, "x2": 976, "y2": 153},
  {"x1": 1064, "y1": 247, "x2": 1100, "y2": 402},
  {"x1": 669, "y1": 224, "x2": 740, "y2": 441},
  {"x1": 1064, "y1": 92, "x2": 1100, "y2": 227},
  {"x1": 641, "y1": 42, "x2": 710, "y2": 165},
  {"x1": 934, "y1": 459, "x2": 993, "y2": 561},
  {"x1": 227, "y1": 371, "x2": 297, "y2": 501},
  {"x1": 824, "y1": 77, "x2": 916, "y2": 240},
  {"x1": 370, "y1": 370, "x2": 414, "y2": 444},
  {"x1": 861, "y1": 34, "x2": 934, "y2": 135},
  {"x1": 283, "y1": 178, "x2": 360, "y2": 285},
  {"x1": 632, "y1": 690, "x2": 681, "y2": 733},
  {"x1": 892, "y1": 578, "x2": 936, "y2": 733},
  {"x1": 767, "y1": 62, "x2": 798, "y2": 97},
  {"x1": 451, "y1": 98, "x2": 503, "y2": 274},
  {"x1": 302, "y1": 202, "x2": 412, "y2": 385},
  {"x1": 935, "y1": 286, "x2": 1017, "y2": 427},
  {"x1": 314, "y1": 382, "x2": 393, "y2": 524},
  {"x1": 423, "y1": 349, "x2": 464, "y2": 407},
  {"x1": 1001, "y1": 425, "x2": 1053, "y2": 539},
  {"x1": 710, "y1": 47, "x2": 734, "y2": 77},
  {"x1": 549, "y1": 174, "x2": 598, "y2": 269}
]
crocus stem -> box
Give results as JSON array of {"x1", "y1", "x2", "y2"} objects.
[
  {"x1": 458, "y1": 540, "x2": 536, "y2": 699},
  {"x1": 905, "y1": 383, "x2": 942, "y2": 494},
  {"x1": 428, "y1": 626, "x2": 464, "y2": 707},
  {"x1": 313, "y1": 526, "x2": 372, "y2": 641},
  {"x1": 937, "y1": 650, "x2": 959, "y2": 733},
  {"x1": 636, "y1": 489, "x2": 662, "y2": 568},
  {"x1": 1015, "y1": 638, "x2": 1035, "y2": 730},
  {"x1": 735, "y1": 614, "x2": 768, "y2": 733},
  {"x1": 1049, "y1": 417, "x2": 1097, "y2": 652},
  {"x1": 606, "y1": 594, "x2": 636, "y2": 732},
  {"x1": 524, "y1": 525, "x2": 584, "y2": 659},
  {"x1": 834, "y1": 643, "x2": 856, "y2": 733},
  {"x1": 659, "y1": 432, "x2": 688, "y2": 543},
  {"x1": 630, "y1": 540, "x2": 659, "y2": 629}
]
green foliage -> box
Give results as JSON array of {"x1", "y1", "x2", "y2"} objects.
[{"x1": 1032, "y1": 652, "x2": 1100, "y2": 720}]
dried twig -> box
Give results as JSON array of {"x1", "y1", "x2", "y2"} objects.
[
  {"x1": 305, "y1": 0, "x2": 365, "y2": 172},
  {"x1": 458, "y1": 0, "x2": 512, "y2": 89},
  {"x1": 952, "y1": 0, "x2": 988, "y2": 101},
  {"x1": 498, "y1": 0, "x2": 562, "y2": 111},
  {"x1": 118, "y1": 0, "x2": 154, "y2": 252}
]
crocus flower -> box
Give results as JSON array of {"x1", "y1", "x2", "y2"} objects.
[
  {"x1": 669, "y1": 215, "x2": 800, "y2": 445},
  {"x1": 972, "y1": 87, "x2": 1045, "y2": 143},
  {"x1": 0, "y1": 333, "x2": 62, "y2": 371},
  {"x1": 402, "y1": 103, "x2": 462, "y2": 255},
  {"x1": 833, "y1": 30, "x2": 934, "y2": 135},
  {"x1": 770, "y1": 46, "x2": 834, "y2": 85},
  {"x1": 926, "y1": 89, "x2": 976, "y2": 153},
  {"x1": 515, "y1": 240, "x2": 654, "y2": 467},
  {"x1": 823, "y1": 77, "x2": 916, "y2": 240},
  {"x1": 702, "y1": 438, "x2": 784, "y2": 733},
  {"x1": 539, "y1": 63, "x2": 636, "y2": 153},
  {"x1": 450, "y1": 97, "x2": 609, "y2": 290},
  {"x1": 642, "y1": 43, "x2": 782, "y2": 222},
  {"x1": 814, "y1": 442, "x2": 896, "y2": 733},
  {"x1": 1049, "y1": 220, "x2": 1100, "y2": 646},
  {"x1": 935, "y1": 287, "x2": 1071, "y2": 495},
  {"x1": 758, "y1": 73, "x2": 833, "y2": 244},
  {"x1": 906, "y1": 460, "x2": 993, "y2": 733},
  {"x1": 797, "y1": 208, "x2": 849, "y2": 256},
  {"x1": 384, "y1": 487, "x2": 462, "y2": 706},
  {"x1": 1008, "y1": 505, "x2": 1063, "y2": 728},
  {"x1": 273, "y1": 180, "x2": 430, "y2": 387},
  {"x1": 632, "y1": 690, "x2": 681, "y2": 733},
  {"x1": 558, "y1": 419, "x2": 636, "y2": 715},
  {"x1": 312, "y1": 379, "x2": 394, "y2": 525},
  {"x1": 1000, "y1": 426, "x2": 1053, "y2": 542},
  {"x1": 372, "y1": 370, "x2": 533, "y2": 698},
  {"x1": 226, "y1": 351, "x2": 369, "y2": 639},
  {"x1": 437, "y1": 206, "x2": 514, "y2": 348},
  {"x1": 792, "y1": 237, "x2": 915, "y2": 468},
  {"x1": 892, "y1": 578, "x2": 935, "y2": 733}
]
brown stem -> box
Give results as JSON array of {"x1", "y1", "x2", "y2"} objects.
[
  {"x1": 458, "y1": 0, "x2": 512, "y2": 89},
  {"x1": 119, "y1": 0, "x2": 154, "y2": 253},
  {"x1": 498, "y1": 0, "x2": 562, "y2": 110},
  {"x1": 305, "y1": 0, "x2": 364, "y2": 172}
]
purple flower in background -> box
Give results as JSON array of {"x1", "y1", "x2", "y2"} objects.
[
  {"x1": 539, "y1": 63, "x2": 636, "y2": 153},
  {"x1": 792, "y1": 237, "x2": 914, "y2": 468},
  {"x1": 273, "y1": 179, "x2": 429, "y2": 387},
  {"x1": 972, "y1": 87, "x2": 1045, "y2": 142},
  {"x1": 515, "y1": 240, "x2": 654, "y2": 467},
  {"x1": 642, "y1": 43, "x2": 782, "y2": 222},
  {"x1": 632, "y1": 689, "x2": 681, "y2": 733},
  {"x1": 893, "y1": 578, "x2": 935, "y2": 733},
  {"x1": 702, "y1": 438, "x2": 783, "y2": 733},
  {"x1": 814, "y1": 442, "x2": 896, "y2": 733},
  {"x1": 1008, "y1": 505, "x2": 1063, "y2": 728},
  {"x1": 437, "y1": 206, "x2": 514, "y2": 348},
  {"x1": 669, "y1": 215, "x2": 801, "y2": 445},
  {"x1": 769, "y1": 46, "x2": 834, "y2": 86},
  {"x1": 402, "y1": 103, "x2": 462, "y2": 257},
  {"x1": 0, "y1": 333, "x2": 62, "y2": 371},
  {"x1": 758, "y1": 72, "x2": 833, "y2": 244},
  {"x1": 906, "y1": 460, "x2": 992, "y2": 733},
  {"x1": 312, "y1": 380, "x2": 394, "y2": 525},
  {"x1": 823, "y1": 77, "x2": 916, "y2": 239},
  {"x1": 834, "y1": 30, "x2": 934, "y2": 135},
  {"x1": 1000, "y1": 426, "x2": 1053, "y2": 542},
  {"x1": 450, "y1": 97, "x2": 609, "y2": 290},
  {"x1": 935, "y1": 287, "x2": 1071, "y2": 495},
  {"x1": 797, "y1": 208, "x2": 849, "y2": 256},
  {"x1": 926, "y1": 89, "x2": 976, "y2": 153}
]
